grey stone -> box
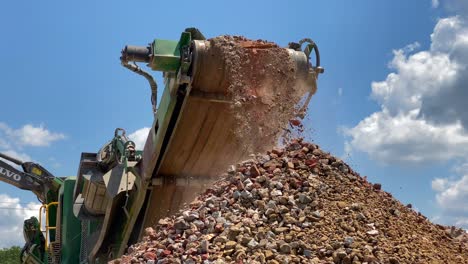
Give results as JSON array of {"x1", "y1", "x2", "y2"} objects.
[
  {"x1": 257, "y1": 154, "x2": 271, "y2": 164},
  {"x1": 270, "y1": 189, "x2": 282, "y2": 197},
  {"x1": 298, "y1": 194, "x2": 313, "y2": 204},
  {"x1": 233, "y1": 191, "x2": 241, "y2": 199},
  {"x1": 183, "y1": 211, "x2": 199, "y2": 222},
  {"x1": 312, "y1": 210, "x2": 322, "y2": 218},
  {"x1": 344, "y1": 237, "x2": 354, "y2": 247},
  {"x1": 241, "y1": 190, "x2": 253, "y2": 200},
  {"x1": 256, "y1": 175, "x2": 267, "y2": 183},
  {"x1": 247, "y1": 239, "x2": 259, "y2": 249},
  {"x1": 267, "y1": 200, "x2": 277, "y2": 209},
  {"x1": 201, "y1": 239, "x2": 209, "y2": 253},
  {"x1": 357, "y1": 213, "x2": 366, "y2": 221},
  {"x1": 227, "y1": 165, "x2": 236, "y2": 176},
  {"x1": 351, "y1": 203, "x2": 361, "y2": 211},
  {"x1": 193, "y1": 220, "x2": 205, "y2": 229},
  {"x1": 279, "y1": 243, "x2": 291, "y2": 253},
  {"x1": 174, "y1": 218, "x2": 190, "y2": 230}
]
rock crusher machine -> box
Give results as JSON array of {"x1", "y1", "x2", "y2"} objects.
[{"x1": 0, "y1": 28, "x2": 322, "y2": 263}]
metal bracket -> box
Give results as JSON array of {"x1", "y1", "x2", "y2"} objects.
[{"x1": 298, "y1": 38, "x2": 324, "y2": 74}]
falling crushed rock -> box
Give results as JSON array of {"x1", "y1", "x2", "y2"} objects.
[
  {"x1": 207, "y1": 36, "x2": 315, "y2": 154},
  {"x1": 112, "y1": 139, "x2": 468, "y2": 264}
]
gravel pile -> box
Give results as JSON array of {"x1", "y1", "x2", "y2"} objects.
[{"x1": 113, "y1": 139, "x2": 468, "y2": 264}]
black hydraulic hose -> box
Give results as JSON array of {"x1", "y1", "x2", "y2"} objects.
[
  {"x1": 311, "y1": 42, "x2": 320, "y2": 68},
  {"x1": 292, "y1": 38, "x2": 323, "y2": 118},
  {"x1": 298, "y1": 38, "x2": 322, "y2": 70},
  {"x1": 0, "y1": 152, "x2": 23, "y2": 165},
  {"x1": 121, "y1": 60, "x2": 158, "y2": 114}
]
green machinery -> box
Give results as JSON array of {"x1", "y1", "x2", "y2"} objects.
[
  {"x1": 0, "y1": 127, "x2": 139, "y2": 264},
  {"x1": 0, "y1": 28, "x2": 322, "y2": 263}
]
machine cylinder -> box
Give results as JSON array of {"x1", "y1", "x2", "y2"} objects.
[{"x1": 121, "y1": 45, "x2": 151, "y2": 63}]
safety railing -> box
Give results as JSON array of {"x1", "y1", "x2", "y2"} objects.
[{"x1": 38, "y1": 202, "x2": 59, "y2": 250}]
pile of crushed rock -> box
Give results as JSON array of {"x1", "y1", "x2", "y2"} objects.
[{"x1": 112, "y1": 139, "x2": 467, "y2": 264}]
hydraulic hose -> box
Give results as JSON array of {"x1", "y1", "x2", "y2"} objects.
[
  {"x1": 0, "y1": 152, "x2": 23, "y2": 165},
  {"x1": 121, "y1": 59, "x2": 158, "y2": 114}
]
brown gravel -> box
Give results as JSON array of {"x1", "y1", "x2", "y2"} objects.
[{"x1": 112, "y1": 139, "x2": 468, "y2": 264}]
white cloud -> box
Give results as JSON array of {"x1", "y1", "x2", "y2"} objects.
[
  {"x1": 0, "y1": 194, "x2": 41, "y2": 248},
  {"x1": 346, "y1": 16, "x2": 468, "y2": 164},
  {"x1": 0, "y1": 124, "x2": 62, "y2": 247},
  {"x1": 346, "y1": 109, "x2": 468, "y2": 163},
  {"x1": 455, "y1": 217, "x2": 468, "y2": 227},
  {"x1": 17, "y1": 124, "x2": 65, "y2": 147},
  {"x1": 402, "y1": 41, "x2": 421, "y2": 53},
  {"x1": 432, "y1": 177, "x2": 449, "y2": 192},
  {"x1": 0, "y1": 123, "x2": 65, "y2": 147},
  {"x1": 441, "y1": 0, "x2": 468, "y2": 15},
  {"x1": 433, "y1": 175, "x2": 468, "y2": 215},
  {"x1": 431, "y1": 174, "x2": 468, "y2": 228},
  {"x1": 453, "y1": 162, "x2": 468, "y2": 174},
  {"x1": 338, "y1": 88, "x2": 343, "y2": 97},
  {"x1": 128, "y1": 127, "x2": 150, "y2": 150},
  {"x1": 0, "y1": 122, "x2": 64, "y2": 169}
]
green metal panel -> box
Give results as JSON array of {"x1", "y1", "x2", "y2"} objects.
[
  {"x1": 149, "y1": 32, "x2": 191, "y2": 73},
  {"x1": 59, "y1": 177, "x2": 81, "y2": 264},
  {"x1": 108, "y1": 75, "x2": 180, "y2": 259},
  {"x1": 150, "y1": 39, "x2": 180, "y2": 72},
  {"x1": 107, "y1": 190, "x2": 143, "y2": 260},
  {"x1": 151, "y1": 75, "x2": 179, "y2": 155}
]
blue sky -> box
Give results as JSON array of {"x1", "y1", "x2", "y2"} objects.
[{"x1": 1, "y1": 0, "x2": 467, "y2": 247}]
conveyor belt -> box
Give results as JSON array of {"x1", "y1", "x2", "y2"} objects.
[{"x1": 140, "y1": 39, "x2": 313, "y2": 228}]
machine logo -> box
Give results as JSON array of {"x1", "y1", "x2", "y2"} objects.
[{"x1": 0, "y1": 166, "x2": 21, "y2": 181}]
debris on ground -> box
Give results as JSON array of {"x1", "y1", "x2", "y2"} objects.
[{"x1": 112, "y1": 139, "x2": 468, "y2": 264}]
